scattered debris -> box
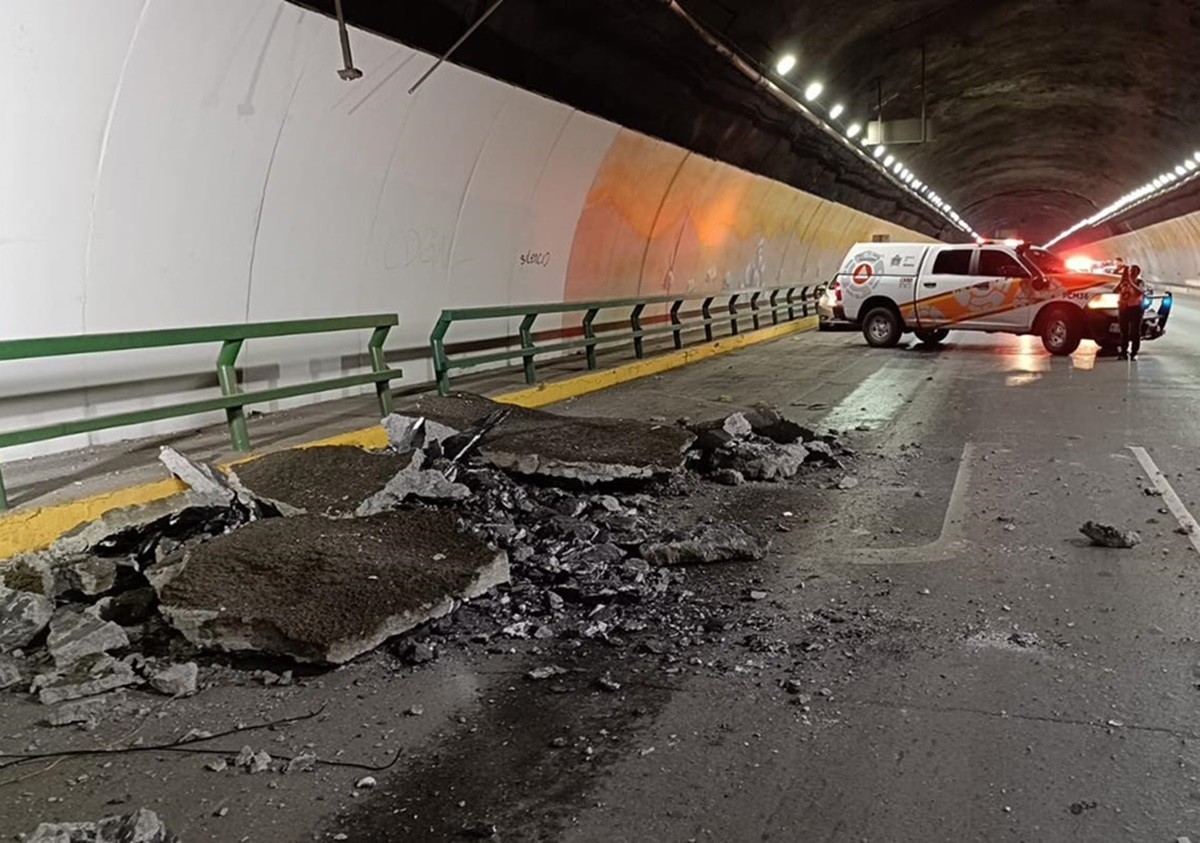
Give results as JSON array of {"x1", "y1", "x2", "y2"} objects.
[
  {"x1": 384, "y1": 414, "x2": 459, "y2": 454},
  {"x1": 1080, "y1": 521, "x2": 1141, "y2": 548},
  {"x1": 527, "y1": 665, "x2": 568, "y2": 681},
  {"x1": 355, "y1": 450, "x2": 471, "y2": 515},
  {"x1": 1068, "y1": 800, "x2": 1098, "y2": 815},
  {"x1": 355, "y1": 775, "x2": 378, "y2": 789},
  {"x1": 284, "y1": 752, "x2": 318, "y2": 774},
  {"x1": 25, "y1": 808, "x2": 178, "y2": 843}
]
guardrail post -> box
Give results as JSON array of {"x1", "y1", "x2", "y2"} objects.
[
  {"x1": 631, "y1": 304, "x2": 646, "y2": 359},
  {"x1": 786, "y1": 287, "x2": 797, "y2": 321},
  {"x1": 750, "y1": 291, "x2": 761, "y2": 331},
  {"x1": 769, "y1": 290, "x2": 780, "y2": 325},
  {"x1": 728, "y1": 294, "x2": 741, "y2": 336},
  {"x1": 702, "y1": 297, "x2": 714, "y2": 342},
  {"x1": 430, "y1": 314, "x2": 453, "y2": 396},
  {"x1": 801, "y1": 286, "x2": 813, "y2": 317},
  {"x1": 670, "y1": 300, "x2": 684, "y2": 349},
  {"x1": 583, "y1": 308, "x2": 600, "y2": 370},
  {"x1": 0, "y1": 469, "x2": 8, "y2": 511},
  {"x1": 368, "y1": 324, "x2": 395, "y2": 416},
  {"x1": 519, "y1": 313, "x2": 538, "y2": 384},
  {"x1": 216, "y1": 339, "x2": 251, "y2": 452}
]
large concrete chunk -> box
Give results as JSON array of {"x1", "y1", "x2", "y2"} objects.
[
  {"x1": 32, "y1": 653, "x2": 141, "y2": 705},
  {"x1": 47, "y1": 609, "x2": 129, "y2": 669},
  {"x1": 152, "y1": 511, "x2": 509, "y2": 664},
  {"x1": 0, "y1": 585, "x2": 54, "y2": 652},
  {"x1": 232, "y1": 446, "x2": 416, "y2": 516},
  {"x1": 708, "y1": 440, "x2": 810, "y2": 481},
  {"x1": 641, "y1": 524, "x2": 768, "y2": 566},
  {"x1": 408, "y1": 394, "x2": 695, "y2": 484},
  {"x1": 27, "y1": 808, "x2": 178, "y2": 843}
]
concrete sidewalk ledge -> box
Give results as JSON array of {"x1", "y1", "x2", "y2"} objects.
[{"x1": 0, "y1": 316, "x2": 816, "y2": 559}]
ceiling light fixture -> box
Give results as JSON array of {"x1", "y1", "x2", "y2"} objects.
[
  {"x1": 846, "y1": 122, "x2": 862, "y2": 138},
  {"x1": 775, "y1": 54, "x2": 797, "y2": 75},
  {"x1": 829, "y1": 103, "x2": 845, "y2": 120},
  {"x1": 804, "y1": 81, "x2": 823, "y2": 101}
]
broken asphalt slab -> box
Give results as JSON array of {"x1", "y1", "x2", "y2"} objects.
[
  {"x1": 149, "y1": 511, "x2": 509, "y2": 664},
  {"x1": 231, "y1": 445, "x2": 416, "y2": 516},
  {"x1": 406, "y1": 394, "x2": 695, "y2": 484}
]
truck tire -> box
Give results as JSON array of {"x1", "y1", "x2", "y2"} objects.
[
  {"x1": 915, "y1": 328, "x2": 949, "y2": 346},
  {"x1": 1040, "y1": 307, "x2": 1082, "y2": 356},
  {"x1": 862, "y1": 306, "x2": 903, "y2": 349}
]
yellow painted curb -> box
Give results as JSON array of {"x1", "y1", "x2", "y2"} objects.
[
  {"x1": 0, "y1": 479, "x2": 187, "y2": 561},
  {"x1": 0, "y1": 318, "x2": 813, "y2": 559},
  {"x1": 0, "y1": 427, "x2": 392, "y2": 560},
  {"x1": 493, "y1": 317, "x2": 815, "y2": 408}
]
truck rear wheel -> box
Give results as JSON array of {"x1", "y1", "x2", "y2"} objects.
[
  {"x1": 915, "y1": 328, "x2": 949, "y2": 346},
  {"x1": 1040, "y1": 307, "x2": 1082, "y2": 356},
  {"x1": 862, "y1": 306, "x2": 903, "y2": 348}
]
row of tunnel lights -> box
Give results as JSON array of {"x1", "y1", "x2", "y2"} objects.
[
  {"x1": 1043, "y1": 151, "x2": 1200, "y2": 249},
  {"x1": 774, "y1": 53, "x2": 981, "y2": 240}
]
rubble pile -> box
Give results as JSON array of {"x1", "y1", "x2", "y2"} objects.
[
  {"x1": 0, "y1": 394, "x2": 850, "y2": 709},
  {"x1": 24, "y1": 807, "x2": 177, "y2": 843}
]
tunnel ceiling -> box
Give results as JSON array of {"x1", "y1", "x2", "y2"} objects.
[{"x1": 298, "y1": 0, "x2": 1200, "y2": 246}]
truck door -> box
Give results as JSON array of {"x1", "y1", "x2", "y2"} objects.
[
  {"x1": 965, "y1": 247, "x2": 1037, "y2": 331},
  {"x1": 912, "y1": 247, "x2": 975, "y2": 328}
]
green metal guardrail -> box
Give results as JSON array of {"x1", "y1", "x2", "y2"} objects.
[
  {"x1": 0, "y1": 314, "x2": 402, "y2": 510},
  {"x1": 429, "y1": 284, "x2": 821, "y2": 395}
]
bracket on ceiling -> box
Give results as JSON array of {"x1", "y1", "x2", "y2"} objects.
[
  {"x1": 334, "y1": 0, "x2": 363, "y2": 81},
  {"x1": 866, "y1": 44, "x2": 930, "y2": 145}
]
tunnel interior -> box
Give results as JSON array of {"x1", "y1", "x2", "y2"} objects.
[{"x1": 304, "y1": 0, "x2": 1200, "y2": 247}]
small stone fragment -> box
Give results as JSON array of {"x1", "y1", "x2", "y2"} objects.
[
  {"x1": 1080, "y1": 521, "x2": 1141, "y2": 549},
  {"x1": 641, "y1": 524, "x2": 767, "y2": 566},
  {"x1": 712, "y1": 469, "x2": 745, "y2": 486},
  {"x1": 406, "y1": 705, "x2": 425, "y2": 717},
  {"x1": 247, "y1": 750, "x2": 272, "y2": 774},
  {"x1": 148, "y1": 663, "x2": 198, "y2": 697},
  {"x1": 205, "y1": 758, "x2": 228, "y2": 773},
  {"x1": 0, "y1": 654, "x2": 22, "y2": 690},
  {"x1": 234, "y1": 746, "x2": 254, "y2": 768},
  {"x1": 284, "y1": 752, "x2": 318, "y2": 773},
  {"x1": 837, "y1": 476, "x2": 859, "y2": 491},
  {"x1": 594, "y1": 673, "x2": 621, "y2": 692},
  {"x1": 355, "y1": 776, "x2": 377, "y2": 789},
  {"x1": 527, "y1": 665, "x2": 568, "y2": 680}
]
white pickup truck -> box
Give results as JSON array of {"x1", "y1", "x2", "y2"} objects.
[{"x1": 824, "y1": 240, "x2": 1172, "y2": 355}]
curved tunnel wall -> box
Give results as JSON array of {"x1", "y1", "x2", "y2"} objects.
[
  {"x1": 0, "y1": 0, "x2": 931, "y2": 460},
  {"x1": 1085, "y1": 211, "x2": 1200, "y2": 285}
]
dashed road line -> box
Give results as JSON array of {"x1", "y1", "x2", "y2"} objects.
[{"x1": 1129, "y1": 446, "x2": 1200, "y2": 556}]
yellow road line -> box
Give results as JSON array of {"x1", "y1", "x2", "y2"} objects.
[
  {"x1": 0, "y1": 318, "x2": 813, "y2": 558},
  {"x1": 494, "y1": 318, "x2": 815, "y2": 408}
]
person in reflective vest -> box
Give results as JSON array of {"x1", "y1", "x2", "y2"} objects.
[{"x1": 1114, "y1": 265, "x2": 1146, "y2": 361}]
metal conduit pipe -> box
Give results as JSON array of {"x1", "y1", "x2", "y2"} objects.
[{"x1": 656, "y1": 0, "x2": 965, "y2": 237}]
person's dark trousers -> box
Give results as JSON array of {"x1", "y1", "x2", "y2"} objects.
[{"x1": 1118, "y1": 306, "x2": 1143, "y2": 357}]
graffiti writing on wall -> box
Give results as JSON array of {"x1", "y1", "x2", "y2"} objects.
[
  {"x1": 519, "y1": 250, "x2": 551, "y2": 268},
  {"x1": 385, "y1": 227, "x2": 474, "y2": 273}
]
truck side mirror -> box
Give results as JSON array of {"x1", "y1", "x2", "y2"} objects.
[{"x1": 1031, "y1": 276, "x2": 1048, "y2": 291}]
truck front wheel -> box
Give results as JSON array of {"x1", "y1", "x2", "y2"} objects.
[
  {"x1": 1040, "y1": 307, "x2": 1082, "y2": 356},
  {"x1": 862, "y1": 306, "x2": 903, "y2": 348}
]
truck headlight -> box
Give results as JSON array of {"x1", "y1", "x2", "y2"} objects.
[{"x1": 1087, "y1": 293, "x2": 1120, "y2": 309}]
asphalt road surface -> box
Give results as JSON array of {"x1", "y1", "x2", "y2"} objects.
[
  {"x1": 7, "y1": 298, "x2": 1200, "y2": 842},
  {"x1": 368, "y1": 297, "x2": 1200, "y2": 842}
]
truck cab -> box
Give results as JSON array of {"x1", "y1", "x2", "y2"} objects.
[{"x1": 833, "y1": 240, "x2": 1171, "y2": 355}]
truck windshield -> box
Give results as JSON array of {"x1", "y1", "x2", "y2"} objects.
[{"x1": 1020, "y1": 247, "x2": 1068, "y2": 275}]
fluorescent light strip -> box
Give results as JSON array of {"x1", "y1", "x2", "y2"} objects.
[{"x1": 1044, "y1": 150, "x2": 1200, "y2": 248}]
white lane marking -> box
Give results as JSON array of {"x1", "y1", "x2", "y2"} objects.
[
  {"x1": 1129, "y1": 446, "x2": 1200, "y2": 556},
  {"x1": 822, "y1": 365, "x2": 920, "y2": 431},
  {"x1": 938, "y1": 442, "x2": 974, "y2": 545}
]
